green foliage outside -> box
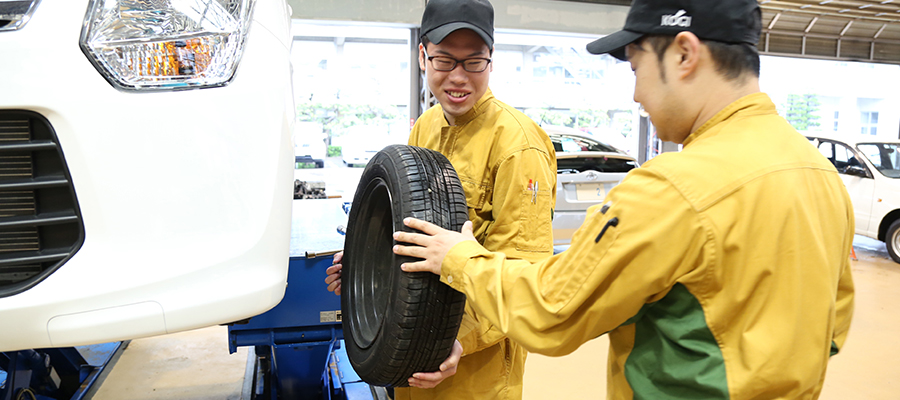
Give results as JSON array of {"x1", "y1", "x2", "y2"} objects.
[
  {"x1": 782, "y1": 94, "x2": 821, "y2": 131},
  {"x1": 525, "y1": 108, "x2": 572, "y2": 126},
  {"x1": 327, "y1": 145, "x2": 342, "y2": 157},
  {"x1": 295, "y1": 162, "x2": 317, "y2": 169},
  {"x1": 524, "y1": 107, "x2": 632, "y2": 139},
  {"x1": 572, "y1": 108, "x2": 611, "y2": 129},
  {"x1": 297, "y1": 102, "x2": 403, "y2": 145}
]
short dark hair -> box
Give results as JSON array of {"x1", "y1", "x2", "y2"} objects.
[{"x1": 639, "y1": 35, "x2": 760, "y2": 82}]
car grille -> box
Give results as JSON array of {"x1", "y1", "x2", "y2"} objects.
[{"x1": 0, "y1": 111, "x2": 84, "y2": 297}]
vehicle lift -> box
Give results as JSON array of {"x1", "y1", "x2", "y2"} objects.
[
  {"x1": 227, "y1": 198, "x2": 388, "y2": 400},
  {"x1": 1, "y1": 199, "x2": 383, "y2": 400},
  {"x1": 0, "y1": 343, "x2": 125, "y2": 400}
]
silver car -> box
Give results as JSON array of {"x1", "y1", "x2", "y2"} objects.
[{"x1": 547, "y1": 127, "x2": 639, "y2": 246}]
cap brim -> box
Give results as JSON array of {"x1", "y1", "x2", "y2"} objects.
[
  {"x1": 425, "y1": 22, "x2": 493, "y2": 48},
  {"x1": 586, "y1": 30, "x2": 644, "y2": 61}
]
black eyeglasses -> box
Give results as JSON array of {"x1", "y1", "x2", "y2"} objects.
[{"x1": 424, "y1": 50, "x2": 492, "y2": 72}]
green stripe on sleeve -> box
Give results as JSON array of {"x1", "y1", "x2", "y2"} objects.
[{"x1": 624, "y1": 283, "x2": 730, "y2": 400}]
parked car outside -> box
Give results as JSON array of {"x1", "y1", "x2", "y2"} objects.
[
  {"x1": 294, "y1": 121, "x2": 326, "y2": 168},
  {"x1": 0, "y1": 0, "x2": 295, "y2": 351},
  {"x1": 545, "y1": 126, "x2": 639, "y2": 246},
  {"x1": 808, "y1": 135, "x2": 900, "y2": 263},
  {"x1": 342, "y1": 144, "x2": 380, "y2": 168},
  {"x1": 340, "y1": 130, "x2": 394, "y2": 168}
]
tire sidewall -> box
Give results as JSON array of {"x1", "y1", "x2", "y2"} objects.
[{"x1": 342, "y1": 146, "x2": 425, "y2": 383}]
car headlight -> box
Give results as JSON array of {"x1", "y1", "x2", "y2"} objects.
[{"x1": 80, "y1": 0, "x2": 255, "y2": 91}]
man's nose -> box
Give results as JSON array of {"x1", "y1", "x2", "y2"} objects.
[{"x1": 447, "y1": 64, "x2": 469, "y2": 83}]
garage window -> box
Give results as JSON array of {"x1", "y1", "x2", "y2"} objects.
[{"x1": 861, "y1": 111, "x2": 878, "y2": 136}]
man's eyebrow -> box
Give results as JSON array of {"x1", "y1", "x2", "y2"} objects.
[{"x1": 431, "y1": 49, "x2": 488, "y2": 58}]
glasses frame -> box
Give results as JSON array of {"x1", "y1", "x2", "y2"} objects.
[{"x1": 423, "y1": 49, "x2": 492, "y2": 73}]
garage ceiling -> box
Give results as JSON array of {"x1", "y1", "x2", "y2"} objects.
[
  {"x1": 565, "y1": 0, "x2": 900, "y2": 64},
  {"x1": 761, "y1": 0, "x2": 900, "y2": 64}
]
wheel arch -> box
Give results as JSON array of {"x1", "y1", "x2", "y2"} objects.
[{"x1": 877, "y1": 209, "x2": 900, "y2": 242}]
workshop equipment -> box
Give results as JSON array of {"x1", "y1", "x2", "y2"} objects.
[
  {"x1": 229, "y1": 198, "x2": 386, "y2": 399},
  {"x1": 0, "y1": 342, "x2": 125, "y2": 400}
]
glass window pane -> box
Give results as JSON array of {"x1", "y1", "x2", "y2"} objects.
[
  {"x1": 835, "y1": 145, "x2": 851, "y2": 163},
  {"x1": 818, "y1": 143, "x2": 833, "y2": 159},
  {"x1": 290, "y1": 21, "x2": 411, "y2": 200},
  {"x1": 490, "y1": 31, "x2": 640, "y2": 158}
]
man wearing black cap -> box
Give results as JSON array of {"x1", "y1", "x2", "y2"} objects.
[
  {"x1": 326, "y1": 0, "x2": 557, "y2": 398},
  {"x1": 392, "y1": 0, "x2": 856, "y2": 398}
]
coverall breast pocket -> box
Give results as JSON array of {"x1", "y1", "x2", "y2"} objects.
[{"x1": 516, "y1": 188, "x2": 552, "y2": 252}]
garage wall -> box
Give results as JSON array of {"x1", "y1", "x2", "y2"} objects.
[{"x1": 285, "y1": 0, "x2": 629, "y2": 36}]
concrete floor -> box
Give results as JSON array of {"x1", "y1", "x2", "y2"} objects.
[{"x1": 90, "y1": 237, "x2": 899, "y2": 399}]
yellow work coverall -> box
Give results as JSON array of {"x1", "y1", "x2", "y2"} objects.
[
  {"x1": 439, "y1": 93, "x2": 855, "y2": 399},
  {"x1": 394, "y1": 89, "x2": 557, "y2": 400}
]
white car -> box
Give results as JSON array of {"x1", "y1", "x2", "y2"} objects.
[
  {"x1": 342, "y1": 145, "x2": 379, "y2": 168},
  {"x1": 341, "y1": 132, "x2": 392, "y2": 168},
  {"x1": 0, "y1": 0, "x2": 295, "y2": 351},
  {"x1": 546, "y1": 126, "x2": 639, "y2": 246},
  {"x1": 294, "y1": 121, "x2": 326, "y2": 168},
  {"x1": 809, "y1": 136, "x2": 900, "y2": 263}
]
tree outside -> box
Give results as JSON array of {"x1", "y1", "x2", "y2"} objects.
[
  {"x1": 296, "y1": 102, "x2": 404, "y2": 147},
  {"x1": 782, "y1": 94, "x2": 822, "y2": 131}
]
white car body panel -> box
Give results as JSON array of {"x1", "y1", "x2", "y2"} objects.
[
  {"x1": 0, "y1": 0, "x2": 295, "y2": 351},
  {"x1": 840, "y1": 174, "x2": 876, "y2": 235},
  {"x1": 809, "y1": 136, "x2": 900, "y2": 255}
]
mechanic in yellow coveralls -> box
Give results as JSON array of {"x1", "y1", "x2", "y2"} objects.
[
  {"x1": 392, "y1": 0, "x2": 856, "y2": 399},
  {"x1": 326, "y1": 0, "x2": 557, "y2": 398}
]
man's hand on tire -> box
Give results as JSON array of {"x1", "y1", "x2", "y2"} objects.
[
  {"x1": 407, "y1": 340, "x2": 463, "y2": 389},
  {"x1": 393, "y1": 218, "x2": 476, "y2": 275}
]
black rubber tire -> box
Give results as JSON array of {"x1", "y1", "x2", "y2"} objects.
[
  {"x1": 887, "y1": 219, "x2": 900, "y2": 264},
  {"x1": 342, "y1": 144, "x2": 468, "y2": 387}
]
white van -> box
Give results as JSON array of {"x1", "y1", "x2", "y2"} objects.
[
  {"x1": 809, "y1": 136, "x2": 900, "y2": 263},
  {"x1": 0, "y1": 0, "x2": 295, "y2": 351}
]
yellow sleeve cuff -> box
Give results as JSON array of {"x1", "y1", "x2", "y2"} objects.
[{"x1": 440, "y1": 240, "x2": 489, "y2": 292}]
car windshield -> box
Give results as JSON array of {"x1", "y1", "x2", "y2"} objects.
[
  {"x1": 551, "y1": 134, "x2": 621, "y2": 153},
  {"x1": 857, "y1": 143, "x2": 900, "y2": 178},
  {"x1": 557, "y1": 156, "x2": 638, "y2": 174}
]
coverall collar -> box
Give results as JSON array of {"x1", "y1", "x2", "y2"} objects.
[
  {"x1": 683, "y1": 92, "x2": 775, "y2": 147},
  {"x1": 446, "y1": 88, "x2": 495, "y2": 127}
]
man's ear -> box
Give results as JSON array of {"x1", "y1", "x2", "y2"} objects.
[
  {"x1": 419, "y1": 43, "x2": 427, "y2": 72},
  {"x1": 672, "y1": 31, "x2": 701, "y2": 79},
  {"x1": 488, "y1": 47, "x2": 496, "y2": 72},
  {"x1": 489, "y1": 46, "x2": 495, "y2": 73}
]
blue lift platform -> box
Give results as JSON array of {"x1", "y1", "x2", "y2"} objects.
[
  {"x1": 0, "y1": 342, "x2": 126, "y2": 400},
  {"x1": 228, "y1": 199, "x2": 386, "y2": 400}
]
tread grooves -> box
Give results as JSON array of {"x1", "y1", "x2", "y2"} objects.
[{"x1": 343, "y1": 145, "x2": 467, "y2": 387}]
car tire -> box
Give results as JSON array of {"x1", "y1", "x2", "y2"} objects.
[
  {"x1": 315, "y1": 160, "x2": 324, "y2": 168},
  {"x1": 887, "y1": 219, "x2": 900, "y2": 264},
  {"x1": 342, "y1": 144, "x2": 468, "y2": 387}
]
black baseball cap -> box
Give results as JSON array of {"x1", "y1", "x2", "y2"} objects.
[
  {"x1": 586, "y1": 0, "x2": 762, "y2": 61},
  {"x1": 420, "y1": 0, "x2": 494, "y2": 48}
]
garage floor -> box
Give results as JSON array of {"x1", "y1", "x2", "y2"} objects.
[{"x1": 89, "y1": 236, "x2": 899, "y2": 400}]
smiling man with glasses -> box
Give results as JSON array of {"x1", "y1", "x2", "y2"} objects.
[
  {"x1": 405, "y1": 1, "x2": 557, "y2": 398},
  {"x1": 325, "y1": 0, "x2": 557, "y2": 398}
]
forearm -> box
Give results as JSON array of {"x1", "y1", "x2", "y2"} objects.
[{"x1": 441, "y1": 241, "x2": 603, "y2": 356}]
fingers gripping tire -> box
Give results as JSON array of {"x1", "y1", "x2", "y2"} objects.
[{"x1": 342, "y1": 145, "x2": 468, "y2": 387}]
